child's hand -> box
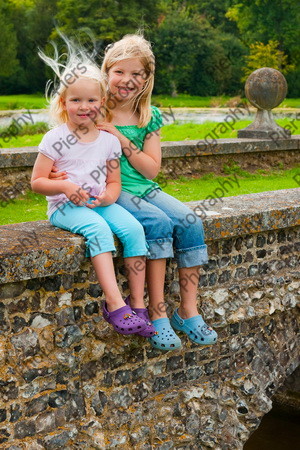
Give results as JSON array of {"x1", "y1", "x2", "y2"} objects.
[
  {"x1": 87, "y1": 190, "x2": 112, "y2": 208},
  {"x1": 96, "y1": 122, "x2": 123, "y2": 141},
  {"x1": 63, "y1": 182, "x2": 90, "y2": 206},
  {"x1": 49, "y1": 165, "x2": 68, "y2": 180}
]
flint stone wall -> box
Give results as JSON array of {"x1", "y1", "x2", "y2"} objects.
[
  {"x1": 0, "y1": 189, "x2": 299, "y2": 449},
  {"x1": 0, "y1": 136, "x2": 299, "y2": 202}
]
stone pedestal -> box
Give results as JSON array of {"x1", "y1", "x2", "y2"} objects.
[{"x1": 238, "y1": 67, "x2": 291, "y2": 139}]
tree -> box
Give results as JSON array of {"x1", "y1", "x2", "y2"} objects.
[
  {"x1": 149, "y1": 5, "x2": 245, "y2": 96},
  {"x1": 184, "y1": 0, "x2": 238, "y2": 33},
  {"x1": 55, "y1": 0, "x2": 160, "y2": 43},
  {"x1": 226, "y1": 0, "x2": 300, "y2": 95},
  {"x1": 242, "y1": 40, "x2": 294, "y2": 81},
  {"x1": 226, "y1": 0, "x2": 300, "y2": 58},
  {"x1": 191, "y1": 32, "x2": 246, "y2": 96},
  {"x1": 0, "y1": 0, "x2": 59, "y2": 94},
  {"x1": 24, "y1": 0, "x2": 59, "y2": 92},
  {"x1": 0, "y1": 1, "x2": 19, "y2": 77},
  {"x1": 150, "y1": 7, "x2": 210, "y2": 96}
]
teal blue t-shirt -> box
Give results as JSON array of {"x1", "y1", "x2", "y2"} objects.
[{"x1": 115, "y1": 106, "x2": 163, "y2": 198}]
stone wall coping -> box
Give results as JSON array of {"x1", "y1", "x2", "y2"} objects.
[
  {"x1": 0, "y1": 188, "x2": 299, "y2": 284},
  {"x1": 0, "y1": 136, "x2": 299, "y2": 168}
]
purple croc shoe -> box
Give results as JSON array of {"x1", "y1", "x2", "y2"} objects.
[
  {"x1": 125, "y1": 296, "x2": 157, "y2": 337},
  {"x1": 102, "y1": 302, "x2": 147, "y2": 335}
]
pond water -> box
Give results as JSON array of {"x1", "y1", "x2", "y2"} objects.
[
  {"x1": 0, "y1": 110, "x2": 50, "y2": 128},
  {"x1": 0, "y1": 108, "x2": 298, "y2": 128},
  {"x1": 165, "y1": 109, "x2": 298, "y2": 125}
]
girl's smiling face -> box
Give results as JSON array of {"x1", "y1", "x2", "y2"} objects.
[
  {"x1": 108, "y1": 58, "x2": 147, "y2": 102},
  {"x1": 62, "y1": 77, "x2": 102, "y2": 129}
]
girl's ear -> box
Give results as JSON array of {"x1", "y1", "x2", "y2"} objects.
[
  {"x1": 60, "y1": 96, "x2": 67, "y2": 110},
  {"x1": 100, "y1": 97, "x2": 105, "y2": 106}
]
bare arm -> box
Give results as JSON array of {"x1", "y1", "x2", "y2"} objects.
[
  {"x1": 120, "y1": 130, "x2": 161, "y2": 179},
  {"x1": 31, "y1": 153, "x2": 90, "y2": 204},
  {"x1": 97, "y1": 123, "x2": 161, "y2": 179},
  {"x1": 48, "y1": 165, "x2": 68, "y2": 181}
]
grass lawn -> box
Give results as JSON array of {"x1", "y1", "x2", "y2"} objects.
[
  {"x1": 0, "y1": 133, "x2": 44, "y2": 148},
  {"x1": 153, "y1": 94, "x2": 300, "y2": 109},
  {"x1": 0, "y1": 190, "x2": 47, "y2": 225},
  {"x1": 0, "y1": 94, "x2": 47, "y2": 110},
  {"x1": 0, "y1": 94, "x2": 299, "y2": 110},
  {"x1": 161, "y1": 118, "x2": 300, "y2": 141},
  {"x1": 1, "y1": 167, "x2": 299, "y2": 225},
  {"x1": 161, "y1": 167, "x2": 300, "y2": 202},
  {"x1": 153, "y1": 94, "x2": 232, "y2": 108},
  {"x1": 1, "y1": 118, "x2": 299, "y2": 149}
]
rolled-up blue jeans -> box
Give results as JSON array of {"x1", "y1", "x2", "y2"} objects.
[
  {"x1": 116, "y1": 189, "x2": 208, "y2": 268},
  {"x1": 50, "y1": 200, "x2": 148, "y2": 258}
]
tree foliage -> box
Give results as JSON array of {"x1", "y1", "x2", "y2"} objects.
[
  {"x1": 150, "y1": 4, "x2": 245, "y2": 96},
  {"x1": 0, "y1": 1, "x2": 18, "y2": 77},
  {"x1": 55, "y1": 0, "x2": 160, "y2": 42},
  {"x1": 0, "y1": 0, "x2": 58, "y2": 93},
  {"x1": 226, "y1": 0, "x2": 300, "y2": 59},
  {"x1": 0, "y1": 0, "x2": 299, "y2": 96},
  {"x1": 243, "y1": 40, "x2": 295, "y2": 81}
]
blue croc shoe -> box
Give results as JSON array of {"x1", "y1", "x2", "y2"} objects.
[
  {"x1": 148, "y1": 318, "x2": 182, "y2": 351},
  {"x1": 170, "y1": 309, "x2": 217, "y2": 345}
]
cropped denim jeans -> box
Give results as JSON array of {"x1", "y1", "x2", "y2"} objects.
[{"x1": 116, "y1": 188, "x2": 208, "y2": 268}]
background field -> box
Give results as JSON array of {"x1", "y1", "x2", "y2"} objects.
[
  {"x1": 0, "y1": 94, "x2": 300, "y2": 110},
  {"x1": 1, "y1": 118, "x2": 299, "y2": 148},
  {"x1": 1, "y1": 167, "x2": 299, "y2": 225}
]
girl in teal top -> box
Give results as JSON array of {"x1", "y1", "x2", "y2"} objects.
[
  {"x1": 116, "y1": 105, "x2": 162, "y2": 197},
  {"x1": 97, "y1": 34, "x2": 217, "y2": 351}
]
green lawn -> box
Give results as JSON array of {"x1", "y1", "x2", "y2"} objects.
[
  {"x1": 161, "y1": 167, "x2": 300, "y2": 202},
  {"x1": 0, "y1": 133, "x2": 44, "y2": 148},
  {"x1": 161, "y1": 118, "x2": 300, "y2": 141},
  {"x1": 0, "y1": 94, "x2": 47, "y2": 110},
  {"x1": 0, "y1": 190, "x2": 47, "y2": 225},
  {"x1": 0, "y1": 93, "x2": 299, "y2": 110},
  {"x1": 153, "y1": 94, "x2": 232, "y2": 108},
  {"x1": 1, "y1": 118, "x2": 299, "y2": 149},
  {"x1": 1, "y1": 167, "x2": 299, "y2": 225},
  {"x1": 153, "y1": 94, "x2": 300, "y2": 109}
]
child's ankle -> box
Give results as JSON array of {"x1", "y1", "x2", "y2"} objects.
[
  {"x1": 150, "y1": 311, "x2": 168, "y2": 321},
  {"x1": 148, "y1": 301, "x2": 168, "y2": 321},
  {"x1": 128, "y1": 295, "x2": 146, "y2": 309},
  {"x1": 105, "y1": 296, "x2": 125, "y2": 312},
  {"x1": 177, "y1": 305, "x2": 199, "y2": 320}
]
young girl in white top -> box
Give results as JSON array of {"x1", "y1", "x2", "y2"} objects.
[{"x1": 31, "y1": 36, "x2": 155, "y2": 337}]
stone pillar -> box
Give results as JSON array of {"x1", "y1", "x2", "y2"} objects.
[{"x1": 238, "y1": 67, "x2": 291, "y2": 139}]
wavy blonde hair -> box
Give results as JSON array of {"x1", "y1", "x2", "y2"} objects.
[
  {"x1": 101, "y1": 33, "x2": 155, "y2": 127},
  {"x1": 39, "y1": 32, "x2": 105, "y2": 127}
]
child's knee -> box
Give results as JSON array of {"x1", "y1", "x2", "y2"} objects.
[
  {"x1": 121, "y1": 220, "x2": 147, "y2": 254},
  {"x1": 174, "y1": 212, "x2": 204, "y2": 238},
  {"x1": 128, "y1": 220, "x2": 146, "y2": 240},
  {"x1": 150, "y1": 211, "x2": 173, "y2": 234},
  {"x1": 83, "y1": 220, "x2": 112, "y2": 244}
]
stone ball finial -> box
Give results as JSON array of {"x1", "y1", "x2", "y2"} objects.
[
  {"x1": 245, "y1": 67, "x2": 288, "y2": 110},
  {"x1": 238, "y1": 67, "x2": 291, "y2": 139}
]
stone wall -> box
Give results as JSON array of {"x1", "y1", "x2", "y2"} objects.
[
  {"x1": 0, "y1": 137, "x2": 299, "y2": 202},
  {"x1": 0, "y1": 189, "x2": 299, "y2": 449}
]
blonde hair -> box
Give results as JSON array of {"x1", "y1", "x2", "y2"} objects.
[
  {"x1": 39, "y1": 32, "x2": 105, "y2": 127},
  {"x1": 101, "y1": 33, "x2": 155, "y2": 127}
]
